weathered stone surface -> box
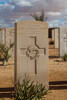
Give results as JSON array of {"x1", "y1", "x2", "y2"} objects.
[
  {"x1": 49, "y1": 28, "x2": 59, "y2": 49},
  {"x1": 5, "y1": 28, "x2": 14, "y2": 46},
  {"x1": 54, "y1": 28, "x2": 59, "y2": 48},
  {"x1": 0, "y1": 28, "x2": 6, "y2": 44},
  {"x1": 5, "y1": 28, "x2": 15, "y2": 59},
  {"x1": 60, "y1": 27, "x2": 67, "y2": 56},
  {"x1": 52, "y1": 29, "x2": 55, "y2": 41},
  {"x1": 15, "y1": 21, "x2": 48, "y2": 88}
]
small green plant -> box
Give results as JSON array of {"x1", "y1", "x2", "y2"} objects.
[
  {"x1": 0, "y1": 43, "x2": 14, "y2": 65},
  {"x1": 63, "y1": 54, "x2": 67, "y2": 61},
  {"x1": 49, "y1": 40, "x2": 54, "y2": 45},
  {"x1": 16, "y1": 76, "x2": 48, "y2": 100}
]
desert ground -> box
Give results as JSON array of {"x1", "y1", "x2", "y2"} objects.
[
  {"x1": 0, "y1": 48, "x2": 67, "y2": 100},
  {"x1": 47, "y1": 57, "x2": 67, "y2": 100}
]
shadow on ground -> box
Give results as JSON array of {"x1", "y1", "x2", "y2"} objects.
[
  {"x1": 49, "y1": 81, "x2": 67, "y2": 90},
  {"x1": 0, "y1": 81, "x2": 67, "y2": 97},
  {"x1": 0, "y1": 87, "x2": 15, "y2": 98}
]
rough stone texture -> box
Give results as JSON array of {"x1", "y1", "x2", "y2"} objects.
[
  {"x1": 15, "y1": 21, "x2": 48, "y2": 88},
  {"x1": 60, "y1": 27, "x2": 67, "y2": 56},
  {"x1": 52, "y1": 29, "x2": 55, "y2": 41},
  {"x1": 5, "y1": 28, "x2": 15, "y2": 59},
  {"x1": 5, "y1": 28, "x2": 14, "y2": 47},
  {"x1": 49, "y1": 28, "x2": 59, "y2": 49},
  {"x1": 0, "y1": 28, "x2": 6, "y2": 44},
  {"x1": 54, "y1": 28, "x2": 59, "y2": 48}
]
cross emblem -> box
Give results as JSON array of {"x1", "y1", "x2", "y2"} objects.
[{"x1": 20, "y1": 36, "x2": 46, "y2": 74}]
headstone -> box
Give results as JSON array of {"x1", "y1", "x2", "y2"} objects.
[
  {"x1": 49, "y1": 28, "x2": 59, "y2": 48},
  {"x1": 5, "y1": 28, "x2": 14, "y2": 47},
  {"x1": 15, "y1": 21, "x2": 48, "y2": 88},
  {"x1": 5, "y1": 28, "x2": 15, "y2": 60},
  {"x1": 0, "y1": 28, "x2": 6, "y2": 44},
  {"x1": 52, "y1": 29, "x2": 55, "y2": 41},
  {"x1": 60, "y1": 27, "x2": 67, "y2": 56},
  {"x1": 54, "y1": 28, "x2": 59, "y2": 48}
]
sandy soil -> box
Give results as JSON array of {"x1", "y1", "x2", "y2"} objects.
[
  {"x1": 0, "y1": 60, "x2": 14, "y2": 100},
  {"x1": 0, "y1": 55, "x2": 67, "y2": 99},
  {"x1": 0, "y1": 61, "x2": 14, "y2": 88},
  {"x1": 46, "y1": 58, "x2": 67, "y2": 100}
]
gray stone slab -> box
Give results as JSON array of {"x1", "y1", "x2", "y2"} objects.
[
  {"x1": 15, "y1": 21, "x2": 48, "y2": 88},
  {"x1": 60, "y1": 27, "x2": 67, "y2": 56}
]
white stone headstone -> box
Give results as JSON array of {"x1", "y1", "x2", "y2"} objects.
[
  {"x1": 15, "y1": 21, "x2": 48, "y2": 88},
  {"x1": 60, "y1": 27, "x2": 67, "y2": 56},
  {"x1": 52, "y1": 29, "x2": 55, "y2": 41},
  {"x1": 0, "y1": 29, "x2": 6, "y2": 44},
  {"x1": 55, "y1": 28, "x2": 59, "y2": 48}
]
